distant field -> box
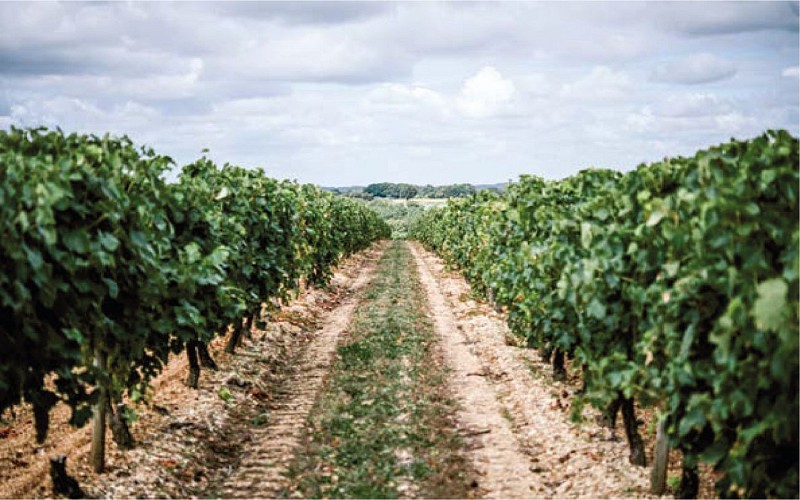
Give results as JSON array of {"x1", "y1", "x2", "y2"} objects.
[
  {"x1": 364, "y1": 198, "x2": 447, "y2": 239},
  {"x1": 380, "y1": 197, "x2": 449, "y2": 208}
]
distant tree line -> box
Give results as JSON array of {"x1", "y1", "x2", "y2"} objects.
[{"x1": 363, "y1": 182, "x2": 478, "y2": 199}]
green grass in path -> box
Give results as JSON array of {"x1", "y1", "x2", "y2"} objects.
[{"x1": 283, "y1": 241, "x2": 474, "y2": 499}]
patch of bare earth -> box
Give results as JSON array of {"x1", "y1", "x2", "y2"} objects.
[
  {"x1": 0, "y1": 242, "x2": 386, "y2": 499},
  {"x1": 409, "y1": 242, "x2": 537, "y2": 498},
  {"x1": 409, "y1": 242, "x2": 654, "y2": 498}
]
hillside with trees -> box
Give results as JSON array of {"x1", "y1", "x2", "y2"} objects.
[{"x1": 325, "y1": 182, "x2": 505, "y2": 199}]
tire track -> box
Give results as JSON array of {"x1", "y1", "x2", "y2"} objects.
[{"x1": 409, "y1": 242, "x2": 538, "y2": 498}]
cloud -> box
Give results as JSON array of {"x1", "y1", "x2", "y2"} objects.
[
  {"x1": 0, "y1": 45, "x2": 189, "y2": 78},
  {"x1": 210, "y1": 2, "x2": 393, "y2": 25},
  {"x1": 783, "y1": 66, "x2": 800, "y2": 78},
  {"x1": 456, "y1": 67, "x2": 516, "y2": 118},
  {"x1": 655, "y1": 2, "x2": 799, "y2": 36},
  {"x1": 367, "y1": 84, "x2": 449, "y2": 118},
  {"x1": 370, "y1": 67, "x2": 517, "y2": 120},
  {"x1": 650, "y1": 53, "x2": 737, "y2": 85},
  {"x1": 516, "y1": 74, "x2": 557, "y2": 98},
  {"x1": 625, "y1": 92, "x2": 759, "y2": 138},
  {"x1": 208, "y1": 29, "x2": 412, "y2": 84},
  {"x1": 653, "y1": 93, "x2": 732, "y2": 118},
  {"x1": 560, "y1": 66, "x2": 631, "y2": 101},
  {"x1": 9, "y1": 96, "x2": 162, "y2": 135}
]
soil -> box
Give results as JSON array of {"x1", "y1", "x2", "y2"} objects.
[{"x1": 410, "y1": 243, "x2": 540, "y2": 497}]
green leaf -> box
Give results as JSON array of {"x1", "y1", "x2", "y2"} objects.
[
  {"x1": 129, "y1": 230, "x2": 148, "y2": 248},
  {"x1": 678, "y1": 408, "x2": 706, "y2": 437},
  {"x1": 646, "y1": 210, "x2": 665, "y2": 227},
  {"x1": 98, "y1": 231, "x2": 119, "y2": 252},
  {"x1": 742, "y1": 203, "x2": 760, "y2": 216},
  {"x1": 586, "y1": 299, "x2": 606, "y2": 320},
  {"x1": 17, "y1": 211, "x2": 30, "y2": 231},
  {"x1": 753, "y1": 278, "x2": 788, "y2": 332},
  {"x1": 24, "y1": 246, "x2": 44, "y2": 271},
  {"x1": 62, "y1": 230, "x2": 90, "y2": 254},
  {"x1": 102, "y1": 278, "x2": 119, "y2": 299},
  {"x1": 218, "y1": 387, "x2": 233, "y2": 402},
  {"x1": 664, "y1": 261, "x2": 680, "y2": 278},
  {"x1": 699, "y1": 439, "x2": 728, "y2": 464},
  {"x1": 183, "y1": 242, "x2": 201, "y2": 263},
  {"x1": 63, "y1": 328, "x2": 85, "y2": 343},
  {"x1": 581, "y1": 222, "x2": 593, "y2": 249},
  {"x1": 215, "y1": 187, "x2": 230, "y2": 200}
]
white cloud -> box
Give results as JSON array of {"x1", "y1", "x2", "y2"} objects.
[
  {"x1": 650, "y1": 53, "x2": 737, "y2": 85},
  {"x1": 624, "y1": 93, "x2": 759, "y2": 138},
  {"x1": 209, "y1": 29, "x2": 410, "y2": 83},
  {"x1": 626, "y1": 107, "x2": 656, "y2": 132},
  {"x1": 783, "y1": 66, "x2": 800, "y2": 78},
  {"x1": 516, "y1": 73, "x2": 556, "y2": 98},
  {"x1": 9, "y1": 97, "x2": 162, "y2": 138},
  {"x1": 368, "y1": 84, "x2": 448, "y2": 115},
  {"x1": 560, "y1": 66, "x2": 631, "y2": 101},
  {"x1": 653, "y1": 2, "x2": 798, "y2": 36},
  {"x1": 370, "y1": 67, "x2": 518, "y2": 120},
  {"x1": 116, "y1": 58, "x2": 204, "y2": 100},
  {"x1": 714, "y1": 112, "x2": 754, "y2": 132},
  {"x1": 653, "y1": 93, "x2": 732, "y2": 118},
  {"x1": 456, "y1": 67, "x2": 515, "y2": 118}
]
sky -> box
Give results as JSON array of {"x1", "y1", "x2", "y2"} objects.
[{"x1": 0, "y1": 1, "x2": 798, "y2": 186}]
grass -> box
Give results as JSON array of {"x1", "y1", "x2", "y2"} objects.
[
  {"x1": 283, "y1": 241, "x2": 473, "y2": 499},
  {"x1": 500, "y1": 406, "x2": 514, "y2": 424}
]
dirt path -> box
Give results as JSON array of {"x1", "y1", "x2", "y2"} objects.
[
  {"x1": 284, "y1": 241, "x2": 476, "y2": 499},
  {"x1": 409, "y1": 241, "x2": 652, "y2": 498},
  {"x1": 214, "y1": 244, "x2": 385, "y2": 498},
  {"x1": 409, "y1": 242, "x2": 539, "y2": 498}
]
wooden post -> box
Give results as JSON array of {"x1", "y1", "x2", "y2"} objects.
[
  {"x1": 90, "y1": 350, "x2": 107, "y2": 473},
  {"x1": 650, "y1": 415, "x2": 670, "y2": 495}
]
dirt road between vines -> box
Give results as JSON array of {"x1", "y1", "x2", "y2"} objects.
[
  {"x1": 409, "y1": 243, "x2": 538, "y2": 497},
  {"x1": 409, "y1": 241, "x2": 652, "y2": 498},
  {"x1": 284, "y1": 241, "x2": 478, "y2": 499}
]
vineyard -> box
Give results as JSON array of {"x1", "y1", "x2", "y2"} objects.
[
  {"x1": 0, "y1": 128, "x2": 797, "y2": 499},
  {"x1": 410, "y1": 130, "x2": 799, "y2": 498},
  {"x1": 0, "y1": 127, "x2": 390, "y2": 475}
]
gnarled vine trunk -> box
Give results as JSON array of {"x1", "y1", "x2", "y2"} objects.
[
  {"x1": 107, "y1": 395, "x2": 134, "y2": 450},
  {"x1": 198, "y1": 341, "x2": 217, "y2": 370},
  {"x1": 225, "y1": 316, "x2": 251, "y2": 354},
  {"x1": 552, "y1": 348, "x2": 566, "y2": 381},
  {"x1": 621, "y1": 396, "x2": 646, "y2": 466},
  {"x1": 678, "y1": 454, "x2": 699, "y2": 498},
  {"x1": 185, "y1": 340, "x2": 201, "y2": 388}
]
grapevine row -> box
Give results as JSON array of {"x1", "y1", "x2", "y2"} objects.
[
  {"x1": 410, "y1": 130, "x2": 798, "y2": 497},
  {"x1": 0, "y1": 127, "x2": 390, "y2": 467}
]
